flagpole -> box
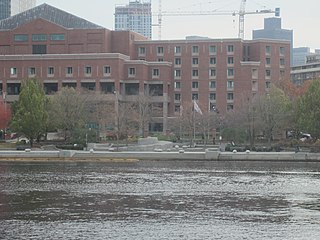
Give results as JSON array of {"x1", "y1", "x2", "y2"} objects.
[{"x1": 193, "y1": 100, "x2": 195, "y2": 146}]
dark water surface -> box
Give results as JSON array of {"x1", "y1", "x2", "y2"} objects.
[{"x1": 1, "y1": 160, "x2": 320, "y2": 239}]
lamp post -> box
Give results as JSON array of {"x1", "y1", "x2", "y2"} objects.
[
  {"x1": 114, "y1": 91, "x2": 120, "y2": 151},
  {"x1": 86, "y1": 128, "x2": 91, "y2": 151}
]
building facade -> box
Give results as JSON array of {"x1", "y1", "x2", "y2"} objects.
[
  {"x1": 11, "y1": 0, "x2": 36, "y2": 16},
  {"x1": 0, "y1": 4, "x2": 290, "y2": 136},
  {"x1": 291, "y1": 53, "x2": 320, "y2": 86},
  {"x1": 0, "y1": 0, "x2": 11, "y2": 20},
  {"x1": 115, "y1": 0, "x2": 152, "y2": 39},
  {"x1": 292, "y1": 47, "x2": 311, "y2": 66},
  {"x1": 253, "y1": 17, "x2": 293, "y2": 65}
]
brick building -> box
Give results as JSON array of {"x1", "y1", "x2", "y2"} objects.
[{"x1": 0, "y1": 4, "x2": 291, "y2": 137}]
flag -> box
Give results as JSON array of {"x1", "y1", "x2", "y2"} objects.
[{"x1": 193, "y1": 100, "x2": 203, "y2": 115}]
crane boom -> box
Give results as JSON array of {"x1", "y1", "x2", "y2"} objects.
[{"x1": 156, "y1": 0, "x2": 278, "y2": 40}]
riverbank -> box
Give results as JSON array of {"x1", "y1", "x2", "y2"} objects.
[{"x1": 1, "y1": 149, "x2": 320, "y2": 162}]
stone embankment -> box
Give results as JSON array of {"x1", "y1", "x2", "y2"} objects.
[{"x1": 0, "y1": 149, "x2": 320, "y2": 162}]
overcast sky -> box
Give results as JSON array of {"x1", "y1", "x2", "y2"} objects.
[{"x1": 37, "y1": 0, "x2": 319, "y2": 49}]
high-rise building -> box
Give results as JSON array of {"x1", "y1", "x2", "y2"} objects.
[
  {"x1": 0, "y1": 0, "x2": 11, "y2": 20},
  {"x1": 0, "y1": 0, "x2": 36, "y2": 20},
  {"x1": 292, "y1": 47, "x2": 311, "y2": 66},
  {"x1": 253, "y1": 17, "x2": 293, "y2": 65},
  {"x1": 11, "y1": 0, "x2": 36, "y2": 16},
  {"x1": 115, "y1": 0, "x2": 152, "y2": 39}
]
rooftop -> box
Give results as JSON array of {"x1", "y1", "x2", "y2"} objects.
[{"x1": 0, "y1": 3, "x2": 104, "y2": 30}]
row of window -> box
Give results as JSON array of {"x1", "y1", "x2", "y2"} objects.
[
  {"x1": 174, "y1": 104, "x2": 234, "y2": 113},
  {"x1": 6, "y1": 66, "x2": 282, "y2": 81},
  {"x1": 172, "y1": 56, "x2": 233, "y2": 66},
  {"x1": 2, "y1": 82, "x2": 116, "y2": 95},
  {"x1": 173, "y1": 56, "x2": 285, "y2": 67},
  {"x1": 14, "y1": 34, "x2": 65, "y2": 42},
  {"x1": 174, "y1": 68, "x2": 233, "y2": 78},
  {"x1": 174, "y1": 92, "x2": 234, "y2": 101},
  {"x1": 139, "y1": 45, "x2": 286, "y2": 56},
  {"x1": 8, "y1": 66, "x2": 112, "y2": 77},
  {"x1": 173, "y1": 80, "x2": 234, "y2": 90},
  {"x1": 138, "y1": 45, "x2": 232, "y2": 56},
  {"x1": 265, "y1": 57, "x2": 286, "y2": 66}
]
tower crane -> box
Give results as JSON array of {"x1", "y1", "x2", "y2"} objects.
[{"x1": 155, "y1": 0, "x2": 280, "y2": 40}]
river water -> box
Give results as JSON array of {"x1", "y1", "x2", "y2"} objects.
[{"x1": 1, "y1": 160, "x2": 320, "y2": 239}]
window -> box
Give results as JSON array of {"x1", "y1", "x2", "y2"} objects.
[
  {"x1": 192, "y1": 58, "x2": 199, "y2": 65},
  {"x1": 129, "y1": 67, "x2": 136, "y2": 76},
  {"x1": 192, "y1": 81, "x2": 199, "y2": 89},
  {"x1": 174, "y1": 69, "x2": 181, "y2": 78},
  {"x1": 139, "y1": 47, "x2": 146, "y2": 55},
  {"x1": 252, "y1": 68, "x2": 258, "y2": 79},
  {"x1": 81, "y1": 82, "x2": 96, "y2": 91},
  {"x1": 280, "y1": 70, "x2": 285, "y2": 78},
  {"x1": 10, "y1": 67, "x2": 17, "y2": 76},
  {"x1": 266, "y1": 58, "x2": 271, "y2": 65},
  {"x1": 192, "y1": 93, "x2": 199, "y2": 100},
  {"x1": 252, "y1": 81, "x2": 258, "y2": 91},
  {"x1": 28, "y1": 67, "x2": 36, "y2": 76},
  {"x1": 227, "y1": 57, "x2": 234, "y2": 65},
  {"x1": 50, "y1": 34, "x2": 65, "y2": 41},
  {"x1": 280, "y1": 47, "x2": 285, "y2": 55},
  {"x1": 104, "y1": 66, "x2": 111, "y2": 75},
  {"x1": 209, "y1": 81, "x2": 216, "y2": 89},
  {"x1": 227, "y1": 80, "x2": 234, "y2": 89},
  {"x1": 266, "y1": 69, "x2": 271, "y2": 77},
  {"x1": 174, "y1": 81, "x2": 181, "y2": 89},
  {"x1": 227, "y1": 45, "x2": 234, "y2": 53},
  {"x1": 157, "y1": 46, "x2": 164, "y2": 55},
  {"x1": 227, "y1": 104, "x2": 234, "y2": 111},
  {"x1": 266, "y1": 46, "x2": 271, "y2": 55},
  {"x1": 210, "y1": 57, "x2": 216, "y2": 65},
  {"x1": 174, "y1": 46, "x2": 181, "y2": 54},
  {"x1": 227, "y1": 68, "x2": 234, "y2": 77},
  {"x1": 66, "y1": 67, "x2": 73, "y2": 75},
  {"x1": 192, "y1": 46, "x2": 199, "y2": 54},
  {"x1": 7, "y1": 83, "x2": 21, "y2": 95},
  {"x1": 85, "y1": 66, "x2": 92, "y2": 75},
  {"x1": 32, "y1": 34, "x2": 47, "y2": 41},
  {"x1": 280, "y1": 58, "x2": 285, "y2": 66},
  {"x1": 32, "y1": 45, "x2": 47, "y2": 54},
  {"x1": 209, "y1": 93, "x2": 216, "y2": 100},
  {"x1": 266, "y1": 81, "x2": 271, "y2": 88},
  {"x1": 48, "y1": 67, "x2": 54, "y2": 76},
  {"x1": 175, "y1": 58, "x2": 181, "y2": 65},
  {"x1": 152, "y1": 68, "x2": 160, "y2": 77},
  {"x1": 209, "y1": 68, "x2": 216, "y2": 77},
  {"x1": 192, "y1": 69, "x2": 199, "y2": 77},
  {"x1": 209, "y1": 45, "x2": 217, "y2": 54},
  {"x1": 227, "y1": 93, "x2": 234, "y2": 100},
  {"x1": 14, "y1": 34, "x2": 28, "y2": 42},
  {"x1": 175, "y1": 105, "x2": 182, "y2": 113},
  {"x1": 175, "y1": 93, "x2": 181, "y2": 101}
]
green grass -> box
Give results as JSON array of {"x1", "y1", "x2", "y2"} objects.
[{"x1": 0, "y1": 142, "x2": 16, "y2": 149}]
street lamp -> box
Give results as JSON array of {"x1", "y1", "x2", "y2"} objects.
[
  {"x1": 86, "y1": 128, "x2": 91, "y2": 151},
  {"x1": 114, "y1": 91, "x2": 120, "y2": 151}
]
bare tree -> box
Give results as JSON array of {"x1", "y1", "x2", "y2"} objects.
[{"x1": 48, "y1": 87, "x2": 90, "y2": 142}]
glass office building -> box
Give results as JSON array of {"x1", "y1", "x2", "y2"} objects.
[
  {"x1": 115, "y1": 0, "x2": 152, "y2": 39},
  {"x1": 0, "y1": 0, "x2": 11, "y2": 20}
]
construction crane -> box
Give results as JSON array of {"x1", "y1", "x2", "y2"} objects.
[{"x1": 155, "y1": 0, "x2": 280, "y2": 40}]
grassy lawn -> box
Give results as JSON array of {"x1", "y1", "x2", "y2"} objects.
[{"x1": 0, "y1": 142, "x2": 16, "y2": 149}]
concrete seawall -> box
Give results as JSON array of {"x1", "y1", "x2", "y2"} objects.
[{"x1": 1, "y1": 149, "x2": 320, "y2": 162}]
